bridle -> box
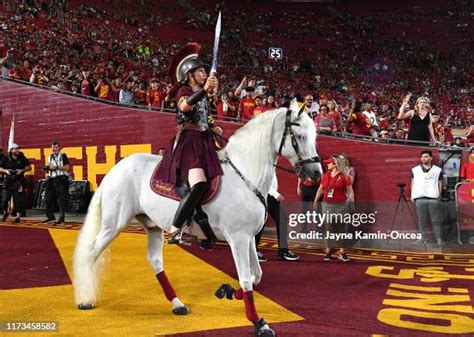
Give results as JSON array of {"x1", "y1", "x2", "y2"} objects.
[{"x1": 275, "y1": 106, "x2": 320, "y2": 178}]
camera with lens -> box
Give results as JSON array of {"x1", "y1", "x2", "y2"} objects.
[
  {"x1": 6, "y1": 169, "x2": 17, "y2": 180},
  {"x1": 43, "y1": 165, "x2": 51, "y2": 173},
  {"x1": 4, "y1": 169, "x2": 19, "y2": 188}
]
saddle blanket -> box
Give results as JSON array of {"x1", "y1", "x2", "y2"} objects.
[{"x1": 150, "y1": 162, "x2": 221, "y2": 204}]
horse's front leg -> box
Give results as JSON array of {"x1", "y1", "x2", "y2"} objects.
[
  {"x1": 216, "y1": 236, "x2": 275, "y2": 337},
  {"x1": 249, "y1": 236, "x2": 262, "y2": 285}
]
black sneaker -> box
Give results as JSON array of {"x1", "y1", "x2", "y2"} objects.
[
  {"x1": 55, "y1": 219, "x2": 64, "y2": 225},
  {"x1": 324, "y1": 253, "x2": 332, "y2": 261},
  {"x1": 278, "y1": 249, "x2": 300, "y2": 261},
  {"x1": 13, "y1": 218, "x2": 20, "y2": 224},
  {"x1": 257, "y1": 251, "x2": 268, "y2": 262},
  {"x1": 199, "y1": 240, "x2": 213, "y2": 251},
  {"x1": 338, "y1": 253, "x2": 350, "y2": 262},
  {"x1": 42, "y1": 217, "x2": 56, "y2": 223},
  {"x1": 2, "y1": 213, "x2": 8, "y2": 222}
]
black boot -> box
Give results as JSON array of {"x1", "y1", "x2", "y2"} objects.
[
  {"x1": 194, "y1": 207, "x2": 218, "y2": 243},
  {"x1": 172, "y1": 181, "x2": 209, "y2": 229},
  {"x1": 168, "y1": 181, "x2": 209, "y2": 243}
]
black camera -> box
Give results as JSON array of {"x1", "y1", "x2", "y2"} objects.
[
  {"x1": 43, "y1": 165, "x2": 51, "y2": 173},
  {"x1": 4, "y1": 169, "x2": 19, "y2": 187},
  {"x1": 6, "y1": 169, "x2": 17, "y2": 178}
]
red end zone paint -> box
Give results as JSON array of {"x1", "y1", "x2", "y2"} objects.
[{"x1": 0, "y1": 226, "x2": 71, "y2": 290}]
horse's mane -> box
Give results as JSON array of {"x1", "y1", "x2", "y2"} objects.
[{"x1": 221, "y1": 108, "x2": 285, "y2": 188}]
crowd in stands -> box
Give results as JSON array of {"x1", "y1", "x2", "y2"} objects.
[{"x1": 0, "y1": 0, "x2": 472, "y2": 146}]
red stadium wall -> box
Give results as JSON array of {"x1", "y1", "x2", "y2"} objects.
[{"x1": 0, "y1": 80, "x2": 465, "y2": 205}]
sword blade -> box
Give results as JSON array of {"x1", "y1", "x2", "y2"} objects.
[{"x1": 210, "y1": 11, "x2": 221, "y2": 74}]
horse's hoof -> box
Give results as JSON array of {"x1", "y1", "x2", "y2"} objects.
[
  {"x1": 257, "y1": 329, "x2": 275, "y2": 337},
  {"x1": 215, "y1": 284, "x2": 235, "y2": 300},
  {"x1": 78, "y1": 303, "x2": 95, "y2": 310},
  {"x1": 172, "y1": 305, "x2": 190, "y2": 315},
  {"x1": 254, "y1": 318, "x2": 275, "y2": 337}
]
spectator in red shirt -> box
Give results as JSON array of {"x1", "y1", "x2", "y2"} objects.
[
  {"x1": 8, "y1": 63, "x2": 22, "y2": 80},
  {"x1": 239, "y1": 87, "x2": 256, "y2": 122},
  {"x1": 19, "y1": 60, "x2": 32, "y2": 81},
  {"x1": 347, "y1": 100, "x2": 371, "y2": 137},
  {"x1": 94, "y1": 75, "x2": 117, "y2": 101},
  {"x1": 265, "y1": 94, "x2": 278, "y2": 110},
  {"x1": 134, "y1": 82, "x2": 148, "y2": 105},
  {"x1": 314, "y1": 156, "x2": 354, "y2": 262},
  {"x1": 327, "y1": 99, "x2": 343, "y2": 132},
  {"x1": 432, "y1": 114, "x2": 443, "y2": 139},
  {"x1": 146, "y1": 78, "x2": 163, "y2": 108},
  {"x1": 297, "y1": 175, "x2": 320, "y2": 233},
  {"x1": 225, "y1": 91, "x2": 238, "y2": 118},
  {"x1": 252, "y1": 94, "x2": 266, "y2": 117},
  {"x1": 460, "y1": 148, "x2": 474, "y2": 182},
  {"x1": 216, "y1": 93, "x2": 236, "y2": 120},
  {"x1": 80, "y1": 71, "x2": 94, "y2": 97},
  {"x1": 29, "y1": 64, "x2": 49, "y2": 85}
]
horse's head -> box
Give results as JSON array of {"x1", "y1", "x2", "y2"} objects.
[{"x1": 274, "y1": 103, "x2": 323, "y2": 181}]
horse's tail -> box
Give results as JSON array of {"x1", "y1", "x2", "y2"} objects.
[{"x1": 73, "y1": 184, "x2": 105, "y2": 307}]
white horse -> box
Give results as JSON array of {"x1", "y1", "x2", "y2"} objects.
[{"x1": 73, "y1": 105, "x2": 322, "y2": 337}]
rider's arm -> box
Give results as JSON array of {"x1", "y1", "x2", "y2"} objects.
[{"x1": 178, "y1": 76, "x2": 218, "y2": 113}]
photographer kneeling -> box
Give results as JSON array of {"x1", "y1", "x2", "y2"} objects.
[
  {"x1": 43, "y1": 141, "x2": 69, "y2": 225},
  {"x1": 0, "y1": 144, "x2": 32, "y2": 223}
]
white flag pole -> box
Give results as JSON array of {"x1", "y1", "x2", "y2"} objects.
[{"x1": 8, "y1": 115, "x2": 15, "y2": 151}]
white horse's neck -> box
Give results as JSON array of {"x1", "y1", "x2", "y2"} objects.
[{"x1": 223, "y1": 109, "x2": 284, "y2": 197}]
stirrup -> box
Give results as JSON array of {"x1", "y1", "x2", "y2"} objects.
[{"x1": 167, "y1": 229, "x2": 196, "y2": 245}]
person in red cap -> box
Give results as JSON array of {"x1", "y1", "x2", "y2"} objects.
[
  {"x1": 314, "y1": 155, "x2": 354, "y2": 262},
  {"x1": 156, "y1": 43, "x2": 222, "y2": 243}
]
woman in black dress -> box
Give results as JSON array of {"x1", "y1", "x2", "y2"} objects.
[{"x1": 398, "y1": 93, "x2": 438, "y2": 144}]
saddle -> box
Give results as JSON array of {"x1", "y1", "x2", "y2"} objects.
[{"x1": 150, "y1": 162, "x2": 221, "y2": 204}]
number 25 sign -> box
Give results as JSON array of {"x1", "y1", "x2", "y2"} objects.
[{"x1": 268, "y1": 47, "x2": 283, "y2": 60}]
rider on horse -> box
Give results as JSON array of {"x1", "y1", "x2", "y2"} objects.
[{"x1": 157, "y1": 43, "x2": 223, "y2": 243}]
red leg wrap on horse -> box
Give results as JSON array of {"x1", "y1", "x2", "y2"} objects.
[
  {"x1": 233, "y1": 288, "x2": 243, "y2": 300},
  {"x1": 156, "y1": 271, "x2": 177, "y2": 301},
  {"x1": 243, "y1": 291, "x2": 259, "y2": 322}
]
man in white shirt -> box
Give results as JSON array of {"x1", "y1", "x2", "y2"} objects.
[
  {"x1": 410, "y1": 150, "x2": 444, "y2": 245},
  {"x1": 304, "y1": 94, "x2": 319, "y2": 119},
  {"x1": 362, "y1": 100, "x2": 379, "y2": 138}
]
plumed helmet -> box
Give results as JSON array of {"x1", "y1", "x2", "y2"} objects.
[
  {"x1": 169, "y1": 43, "x2": 209, "y2": 86},
  {"x1": 176, "y1": 55, "x2": 208, "y2": 84}
]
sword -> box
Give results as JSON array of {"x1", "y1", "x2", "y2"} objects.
[{"x1": 210, "y1": 11, "x2": 221, "y2": 75}]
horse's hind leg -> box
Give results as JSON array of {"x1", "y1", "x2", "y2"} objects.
[
  {"x1": 140, "y1": 216, "x2": 189, "y2": 316},
  {"x1": 76, "y1": 218, "x2": 121, "y2": 310},
  {"x1": 216, "y1": 236, "x2": 275, "y2": 337}
]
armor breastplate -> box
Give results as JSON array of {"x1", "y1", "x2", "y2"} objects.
[{"x1": 177, "y1": 96, "x2": 209, "y2": 130}]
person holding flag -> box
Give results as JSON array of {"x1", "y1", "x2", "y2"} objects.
[{"x1": 0, "y1": 144, "x2": 31, "y2": 223}]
